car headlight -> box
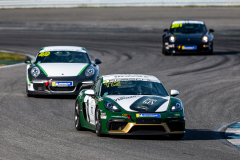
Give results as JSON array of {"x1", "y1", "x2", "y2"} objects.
[
  {"x1": 104, "y1": 101, "x2": 121, "y2": 112},
  {"x1": 170, "y1": 101, "x2": 183, "y2": 112},
  {"x1": 31, "y1": 67, "x2": 40, "y2": 78},
  {"x1": 169, "y1": 36, "x2": 175, "y2": 43},
  {"x1": 202, "y1": 36, "x2": 208, "y2": 43},
  {"x1": 85, "y1": 67, "x2": 95, "y2": 77}
]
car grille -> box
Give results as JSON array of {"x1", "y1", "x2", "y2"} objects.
[
  {"x1": 129, "y1": 125, "x2": 166, "y2": 133},
  {"x1": 33, "y1": 84, "x2": 45, "y2": 91},
  {"x1": 109, "y1": 122, "x2": 128, "y2": 131},
  {"x1": 49, "y1": 86, "x2": 76, "y2": 92},
  {"x1": 167, "y1": 119, "x2": 185, "y2": 131}
]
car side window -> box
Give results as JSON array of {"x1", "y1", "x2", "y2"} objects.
[
  {"x1": 90, "y1": 78, "x2": 101, "y2": 96},
  {"x1": 94, "y1": 79, "x2": 101, "y2": 96},
  {"x1": 91, "y1": 81, "x2": 97, "y2": 90}
]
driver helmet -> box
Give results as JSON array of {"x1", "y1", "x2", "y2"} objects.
[{"x1": 137, "y1": 82, "x2": 152, "y2": 93}]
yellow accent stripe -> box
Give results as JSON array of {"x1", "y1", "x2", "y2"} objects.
[{"x1": 108, "y1": 122, "x2": 184, "y2": 134}]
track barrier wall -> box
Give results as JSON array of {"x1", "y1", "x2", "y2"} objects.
[{"x1": 0, "y1": 0, "x2": 240, "y2": 8}]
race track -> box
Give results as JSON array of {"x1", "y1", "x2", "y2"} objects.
[{"x1": 1, "y1": 7, "x2": 240, "y2": 160}]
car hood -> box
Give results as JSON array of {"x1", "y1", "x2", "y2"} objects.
[
  {"x1": 174, "y1": 33, "x2": 203, "y2": 44},
  {"x1": 105, "y1": 95, "x2": 170, "y2": 112},
  {"x1": 37, "y1": 63, "x2": 89, "y2": 77}
]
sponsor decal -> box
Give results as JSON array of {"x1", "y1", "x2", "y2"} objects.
[
  {"x1": 98, "y1": 97, "x2": 103, "y2": 102},
  {"x1": 113, "y1": 95, "x2": 139, "y2": 102},
  {"x1": 112, "y1": 113, "x2": 122, "y2": 116},
  {"x1": 130, "y1": 97, "x2": 167, "y2": 112},
  {"x1": 52, "y1": 81, "x2": 73, "y2": 87},
  {"x1": 111, "y1": 113, "x2": 131, "y2": 119},
  {"x1": 182, "y1": 46, "x2": 197, "y2": 50},
  {"x1": 79, "y1": 91, "x2": 83, "y2": 96},
  {"x1": 136, "y1": 106, "x2": 149, "y2": 111},
  {"x1": 143, "y1": 98, "x2": 157, "y2": 105},
  {"x1": 136, "y1": 113, "x2": 161, "y2": 118},
  {"x1": 101, "y1": 112, "x2": 107, "y2": 119}
]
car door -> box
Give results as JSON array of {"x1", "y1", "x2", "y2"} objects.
[{"x1": 86, "y1": 78, "x2": 101, "y2": 125}]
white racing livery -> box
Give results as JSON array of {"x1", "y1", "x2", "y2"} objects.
[{"x1": 25, "y1": 46, "x2": 102, "y2": 97}]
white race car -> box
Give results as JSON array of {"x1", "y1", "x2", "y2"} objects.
[{"x1": 25, "y1": 46, "x2": 101, "y2": 97}]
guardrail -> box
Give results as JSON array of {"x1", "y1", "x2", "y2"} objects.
[{"x1": 0, "y1": 0, "x2": 240, "y2": 8}]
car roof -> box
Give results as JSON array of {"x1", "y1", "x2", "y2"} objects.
[
  {"x1": 172, "y1": 20, "x2": 204, "y2": 24},
  {"x1": 101, "y1": 74, "x2": 161, "y2": 83},
  {"x1": 39, "y1": 46, "x2": 87, "y2": 53}
]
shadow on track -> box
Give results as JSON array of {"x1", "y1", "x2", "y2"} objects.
[
  {"x1": 213, "y1": 51, "x2": 239, "y2": 55},
  {"x1": 102, "y1": 129, "x2": 225, "y2": 141},
  {"x1": 31, "y1": 95, "x2": 77, "y2": 99},
  {"x1": 167, "y1": 51, "x2": 239, "y2": 56}
]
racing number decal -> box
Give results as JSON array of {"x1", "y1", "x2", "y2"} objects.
[
  {"x1": 38, "y1": 52, "x2": 50, "y2": 57},
  {"x1": 103, "y1": 81, "x2": 121, "y2": 88},
  {"x1": 86, "y1": 96, "x2": 96, "y2": 125},
  {"x1": 171, "y1": 23, "x2": 182, "y2": 29}
]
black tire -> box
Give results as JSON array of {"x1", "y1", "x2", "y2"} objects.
[
  {"x1": 208, "y1": 43, "x2": 213, "y2": 55},
  {"x1": 169, "y1": 134, "x2": 184, "y2": 140},
  {"x1": 162, "y1": 45, "x2": 167, "y2": 55},
  {"x1": 26, "y1": 83, "x2": 34, "y2": 97},
  {"x1": 162, "y1": 43, "x2": 170, "y2": 56},
  {"x1": 27, "y1": 93, "x2": 33, "y2": 97},
  {"x1": 209, "y1": 45, "x2": 213, "y2": 55},
  {"x1": 95, "y1": 107, "x2": 103, "y2": 137},
  {"x1": 75, "y1": 101, "x2": 84, "y2": 131}
]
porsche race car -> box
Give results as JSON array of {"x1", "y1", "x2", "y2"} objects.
[
  {"x1": 25, "y1": 46, "x2": 101, "y2": 97},
  {"x1": 162, "y1": 20, "x2": 214, "y2": 55},
  {"x1": 75, "y1": 74, "x2": 185, "y2": 139}
]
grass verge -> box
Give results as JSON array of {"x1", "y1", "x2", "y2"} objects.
[{"x1": 0, "y1": 52, "x2": 27, "y2": 66}]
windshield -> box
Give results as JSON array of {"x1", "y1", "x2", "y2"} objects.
[
  {"x1": 101, "y1": 81, "x2": 168, "y2": 96},
  {"x1": 35, "y1": 51, "x2": 90, "y2": 63},
  {"x1": 170, "y1": 21, "x2": 207, "y2": 34}
]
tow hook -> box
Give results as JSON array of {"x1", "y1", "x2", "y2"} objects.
[
  {"x1": 127, "y1": 114, "x2": 132, "y2": 121},
  {"x1": 45, "y1": 79, "x2": 52, "y2": 86}
]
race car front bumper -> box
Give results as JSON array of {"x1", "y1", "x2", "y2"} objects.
[
  {"x1": 165, "y1": 42, "x2": 212, "y2": 54},
  {"x1": 103, "y1": 118, "x2": 185, "y2": 135},
  {"x1": 27, "y1": 76, "x2": 94, "y2": 95}
]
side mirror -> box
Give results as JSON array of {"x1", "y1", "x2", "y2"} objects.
[
  {"x1": 171, "y1": 90, "x2": 179, "y2": 97},
  {"x1": 80, "y1": 81, "x2": 94, "y2": 90},
  {"x1": 95, "y1": 59, "x2": 102, "y2": 65},
  {"x1": 85, "y1": 89, "x2": 95, "y2": 96},
  {"x1": 209, "y1": 29, "x2": 214, "y2": 33},
  {"x1": 163, "y1": 29, "x2": 169, "y2": 32},
  {"x1": 24, "y1": 58, "x2": 31, "y2": 64}
]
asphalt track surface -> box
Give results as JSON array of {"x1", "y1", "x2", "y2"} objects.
[{"x1": 1, "y1": 7, "x2": 240, "y2": 160}]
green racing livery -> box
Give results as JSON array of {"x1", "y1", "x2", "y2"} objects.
[{"x1": 74, "y1": 74, "x2": 185, "y2": 139}]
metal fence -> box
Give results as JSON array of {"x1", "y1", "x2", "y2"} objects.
[{"x1": 0, "y1": 0, "x2": 239, "y2": 8}]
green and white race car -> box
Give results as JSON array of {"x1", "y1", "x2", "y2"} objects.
[{"x1": 75, "y1": 74, "x2": 185, "y2": 139}]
